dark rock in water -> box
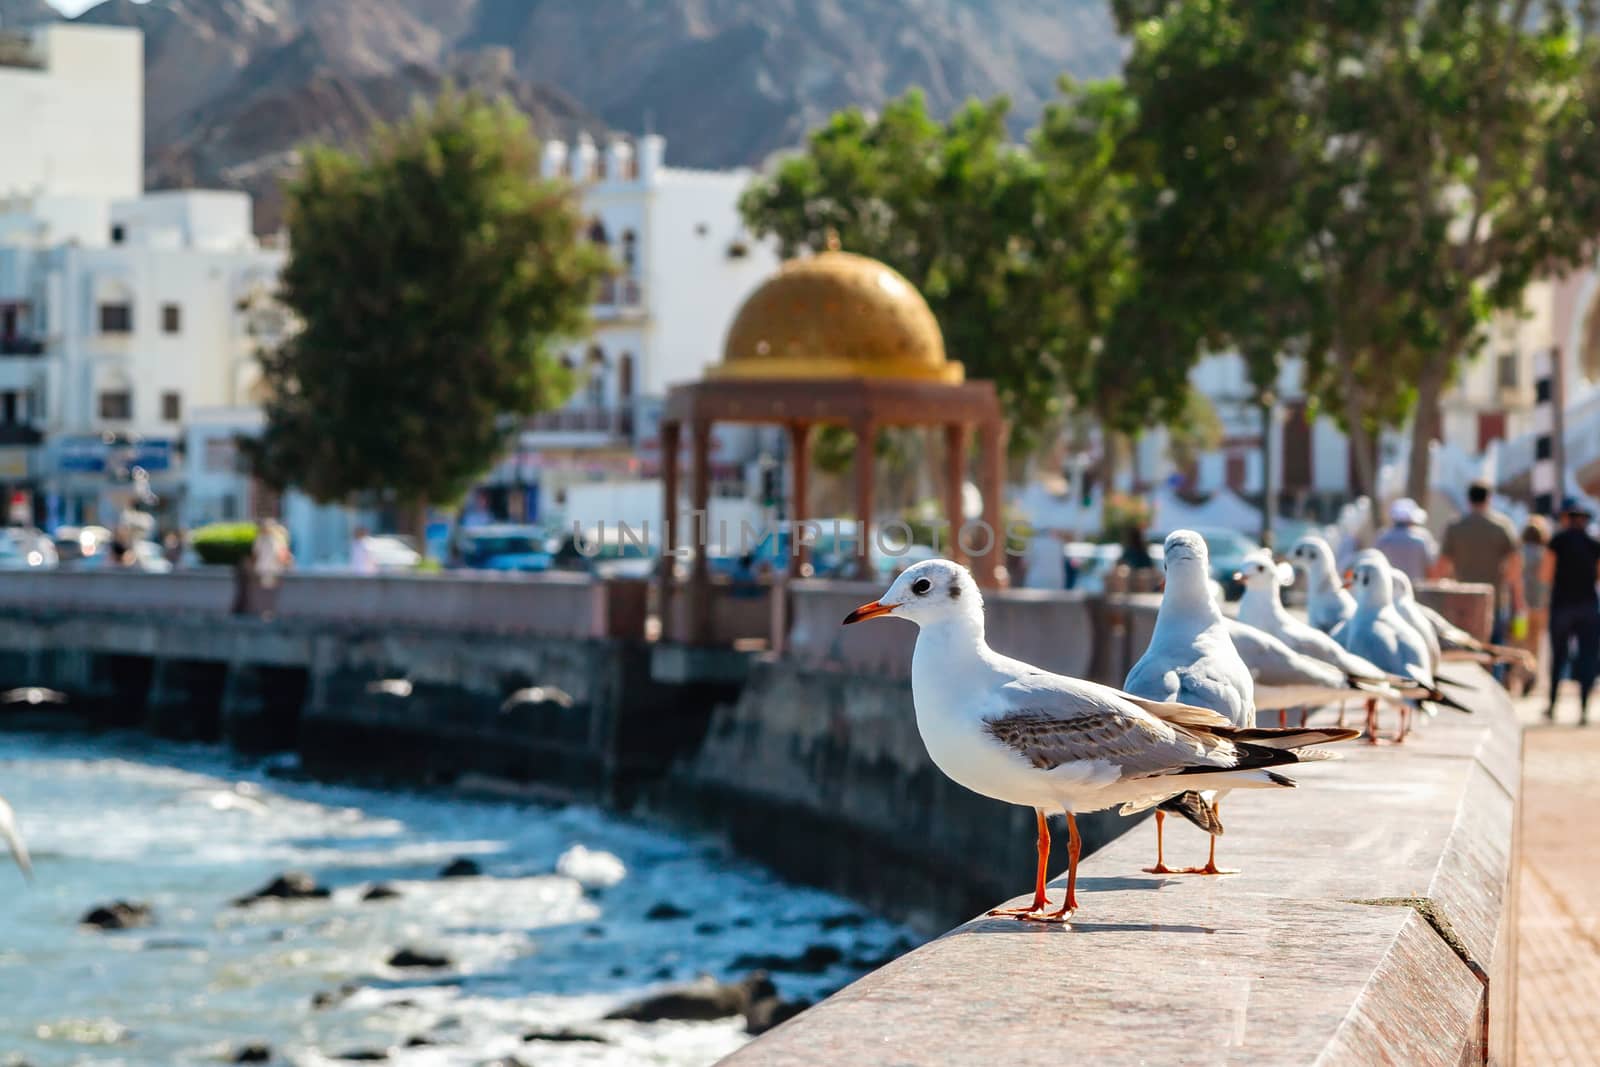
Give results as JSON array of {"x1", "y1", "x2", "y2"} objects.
[
  {"x1": 745, "y1": 996, "x2": 813, "y2": 1035},
  {"x1": 233, "y1": 872, "x2": 330, "y2": 907},
  {"x1": 693, "y1": 921, "x2": 723, "y2": 936},
  {"x1": 438, "y1": 857, "x2": 481, "y2": 878},
  {"x1": 310, "y1": 981, "x2": 361, "y2": 1010},
  {"x1": 609, "y1": 965, "x2": 627, "y2": 978},
  {"x1": 361, "y1": 883, "x2": 402, "y2": 902},
  {"x1": 388, "y1": 947, "x2": 451, "y2": 969},
  {"x1": 730, "y1": 916, "x2": 755, "y2": 928},
  {"x1": 523, "y1": 1028, "x2": 608, "y2": 1044},
  {"x1": 818, "y1": 912, "x2": 868, "y2": 931},
  {"x1": 651, "y1": 965, "x2": 675, "y2": 980},
  {"x1": 231, "y1": 1044, "x2": 273, "y2": 1063},
  {"x1": 334, "y1": 1051, "x2": 387, "y2": 1062},
  {"x1": 80, "y1": 900, "x2": 154, "y2": 930},
  {"x1": 584, "y1": 925, "x2": 605, "y2": 938},
  {"x1": 604, "y1": 972, "x2": 777, "y2": 1023},
  {"x1": 402, "y1": 1035, "x2": 434, "y2": 1047},
  {"x1": 729, "y1": 944, "x2": 843, "y2": 974},
  {"x1": 644, "y1": 900, "x2": 691, "y2": 921}
]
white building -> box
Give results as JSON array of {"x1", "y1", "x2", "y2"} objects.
[
  {"x1": 0, "y1": 23, "x2": 285, "y2": 529},
  {"x1": 478, "y1": 134, "x2": 778, "y2": 523},
  {"x1": 0, "y1": 23, "x2": 142, "y2": 202}
]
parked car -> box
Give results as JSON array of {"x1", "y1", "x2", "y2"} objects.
[
  {"x1": 456, "y1": 525, "x2": 553, "y2": 572},
  {"x1": 1064, "y1": 542, "x2": 1123, "y2": 593},
  {"x1": 365, "y1": 535, "x2": 422, "y2": 572},
  {"x1": 0, "y1": 528, "x2": 56, "y2": 570},
  {"x1": 1189, "y1": 526, "x2": 1262, "y2": 600}
]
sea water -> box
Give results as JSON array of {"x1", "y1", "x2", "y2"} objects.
[{"x1": 0, "y1": 729, "x2": 912, "y2": 1066}]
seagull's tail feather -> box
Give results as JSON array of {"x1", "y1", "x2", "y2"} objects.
[
  {"x1": 1210, "y1": 725, "x2": 1361, "y2": 751},
  {"x1": 1434, "y1": 674, "x2": 1475, "y2": 694},
  {"x1": 1420, "y1": 687, "x2": 1474, "y2": 715},
  {"x1": 1155, "y1": 790, "x2": 1224, "y2": 834}
]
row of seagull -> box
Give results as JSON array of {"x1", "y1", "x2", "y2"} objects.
[{"x1": 840, "y1": 530, "x2": 1497, "y2": 923}]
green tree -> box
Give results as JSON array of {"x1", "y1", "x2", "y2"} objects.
[
  {"x1": 1117, "y1": 0, "x2": 1600, "y2": 499},
  {"x1": 249, "y1": 92, "x2": 610, "y2": 536},
  {"x1": 739, "y1": 92, "x2": 1066, "y2": 454}
]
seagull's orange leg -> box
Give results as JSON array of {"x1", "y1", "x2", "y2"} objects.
[
  {"x1": 1395, "y1": 703, "x2": 1411, "y2": 743},
  {"x1": 1278, "y1": 708, "x2": 1287, "y2": 728},
  {"x1": 1173, "y1": 799, "x2": 1238, "y2": 876},
  {"x1": 1039, "y1": 812, "x2": 1081, "y2": 920},
  {"x1": 1364, "y1": 697, "x2": 1379, "y2": 744},
  {"x1": 988, "y1": 808, "x2": 1051, "y2": 917},
  {"x1": 1144, "y1": 809, "x2": 1176, "y2": 874},
  {"x1": 1338, "y1": 701, "x2": 1348, "y2": 729}
]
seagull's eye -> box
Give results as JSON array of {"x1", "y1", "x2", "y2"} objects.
[{"x1": 911, "y1": 577, "x2": 933, "y2": 596}]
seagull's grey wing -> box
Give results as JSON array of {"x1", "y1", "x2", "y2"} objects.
[
  {"x1": 1419, "y1": 604, "x2": 1478, "y2": 650},
  {"x1": 0, "y1": 795, "x2": 31, "y2": 881},
  {"x1": 1123, "y1": 646, "x2": 1182, "y2": 704},
  {"x1": 981, "y1": 684, "x2": 1230, "y2": 779},
  {"x1": 1227, "y1": 621, "x2": 1345, "y2": 690}
]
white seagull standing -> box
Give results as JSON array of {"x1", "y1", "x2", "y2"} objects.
[
  {"x1": 1389, "y1": 571, "x2": 1444, "y2": 676},
  {"x1": 0, "y1": 792, "x2": 31, "y2": 882},
  {"x1": 1224, "y1": 618, "x2": 1403, "y2": 727},
  {"x1": 1339, "y1": 551, "x2": 1471, "y2": 741},
  {"x1": 1235, "y1": 550, "x2": 1410, "y2": 726},
  {"x1": 1124, "y1": 531, "x2": 1260, "y2": 876},
  {"x1": 842, "y1": 558, "x2": 1355, "y2": 921},
  {"x1": 1290, "y1": 535, "x2": 1357, "y2": 635}
]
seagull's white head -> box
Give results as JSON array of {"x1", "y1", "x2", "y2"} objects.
[
  {"x1": 1160, "y1": 529, "x2": 1212, "y2": 601},
  {"x1": 842, "y1": 558, "x2": 982, "y2": 628},
  {"x1": 1348, "y1": 550, "x2": 1395, "y2": 608},
  {"x1": 1390, "y1": 569, "x2": 1416, "y2": 604},
  {"x1": 1289, "y1": 535, "x2": 1338, "y2": 587},
  {"x1": 1235, "y1": 548, "x2": 1294, "y2": 592}
]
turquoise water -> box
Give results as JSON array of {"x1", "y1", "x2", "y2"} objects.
[{"x1": 0, "y1": 729, "x2": 909, "y2": 1066}]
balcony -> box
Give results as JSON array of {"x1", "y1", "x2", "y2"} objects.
[
  {"x1": 0, "y1": 424, "x2": 43, "y2": 446},
  {"x1": 0, "y1": 337, "x2": 45, "y2": 357},
  {"x1": 521, "y1": 409, "x2": 627, "y2": 441},
  {"x1": 593, "y1": 276, "x2": 645, "y2": 321}
]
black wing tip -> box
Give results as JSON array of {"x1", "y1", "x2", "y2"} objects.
[{"x1": 1265, "y1": 770, "x2": 1296, "y2": 788}]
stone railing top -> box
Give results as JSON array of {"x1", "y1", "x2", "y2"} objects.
[
  {"x1": 724, "y1": 664, "x2": 1519, "y2": 1066},
  {"x1": 0, "y1": 568, "x2": 640, "y2": 639}
]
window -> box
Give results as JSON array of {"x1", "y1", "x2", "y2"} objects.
[
  {"x1": 99, "y1": 303, "x2": 132, "y2": 334},
  {"x1": 162, "y1": 304, "x2": 181, "y2": 334},
  {"x1": 98, "y1": 391, "x2": 131, "y2": 420},
  {"x1": 161, "y1": 391, "x2": 181, "y2": 422},
  {"x1": 1497, "y1": 353, "x2": 1519, "y2": 390},
  {"x1": 110, "y1": 224, "x2": 125, "y2": 245},
  {"x1": 0, "y1": 392, "x2": 16, "y2": 424}
]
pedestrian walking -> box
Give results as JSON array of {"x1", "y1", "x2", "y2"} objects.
[
  {"x1": 1541, "y1": 499, "x2": 1600, "y2": 723},
  {"x1": 1516, "y1": 516, "x2": 1552, "y2": 696},
  {"x1": 1436, "y1": 481, "x2": 1524, "y2": 650},
  {"x1": 1374, "y1": 497, "x2": 1438, "y2": 583}
]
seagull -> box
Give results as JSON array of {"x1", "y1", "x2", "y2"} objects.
[
  {"x1": 1339, "y1": 551, "x2": 1471, "y2": 741},
  {"x1": 1124, "y1": 531, "x2": 1260, "y2": 876},
  {"x1": 842, "y1": 557, "x2": 1354, "y2": 920},
  {"x1": 1389, "y1": 571, "x2": 1443, "y2": 676},
  {"x1": 1225, "y1": 618, "x2": 1403, "y2": 728},
  {"x1": 1394, "y1": 576, "x2": 1535, "y2": 672},
  {"x1": 0, "y1": 793, "x2": 31, "y2": 882},
  {"x1": 1289, "y1": 535, "x2": 1356, "y2": 634},
  {"x1": 1235, "y1": 549, "x2": 1412, "y2": 726}
]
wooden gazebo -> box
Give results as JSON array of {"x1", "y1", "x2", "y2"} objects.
[{"x1": 659, "y1": 237, "x2": 1007, "y2": 643}]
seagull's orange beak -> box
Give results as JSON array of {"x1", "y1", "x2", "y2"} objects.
[
  {"x1": 1342, "y1": 570, "x2": 1354, "y2": 589},
  {"x1": 842, "y1": 600, "x2": 894, "y2": 625}
]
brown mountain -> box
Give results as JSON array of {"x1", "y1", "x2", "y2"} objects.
[{"x1": 43, "y1": 0, "x2": 1119, "y2": 230}]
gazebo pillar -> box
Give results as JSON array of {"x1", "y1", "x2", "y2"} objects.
[
  {"x1": 787, "y1": 422, "x2": 812, "y2": 578},
  {"x1": 853, "y1": 419, "x2": 876, "y2": 580},
  {"x1": 659, "y1": 419, "x2": 681, "y2": 630},
  {"x1": 977, "y1": 419, "x2": 1008, "y2": 588},
  {"x1": 943, "y1": 423, "x2": 968, "y2": 567},
  {"x1": 688, "y1": 420, "x2": 713, "y2": 643}
]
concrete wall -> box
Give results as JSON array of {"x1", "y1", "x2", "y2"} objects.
[{"x1": 728, "y1": 664, "x2": 1522, "y2": 1065}]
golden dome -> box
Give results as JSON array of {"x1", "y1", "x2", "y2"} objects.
[{"x1": 711, "y1": 242, "x2": 960, "y2": 383}]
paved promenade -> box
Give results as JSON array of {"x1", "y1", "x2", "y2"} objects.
[{"x1": 1516, "y1": 684, "x2": 1600, "y2": 1066}]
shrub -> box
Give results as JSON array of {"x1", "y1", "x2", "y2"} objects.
[{"x1": 191, "y1": 522, "x2": 258, "y2": 566}]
